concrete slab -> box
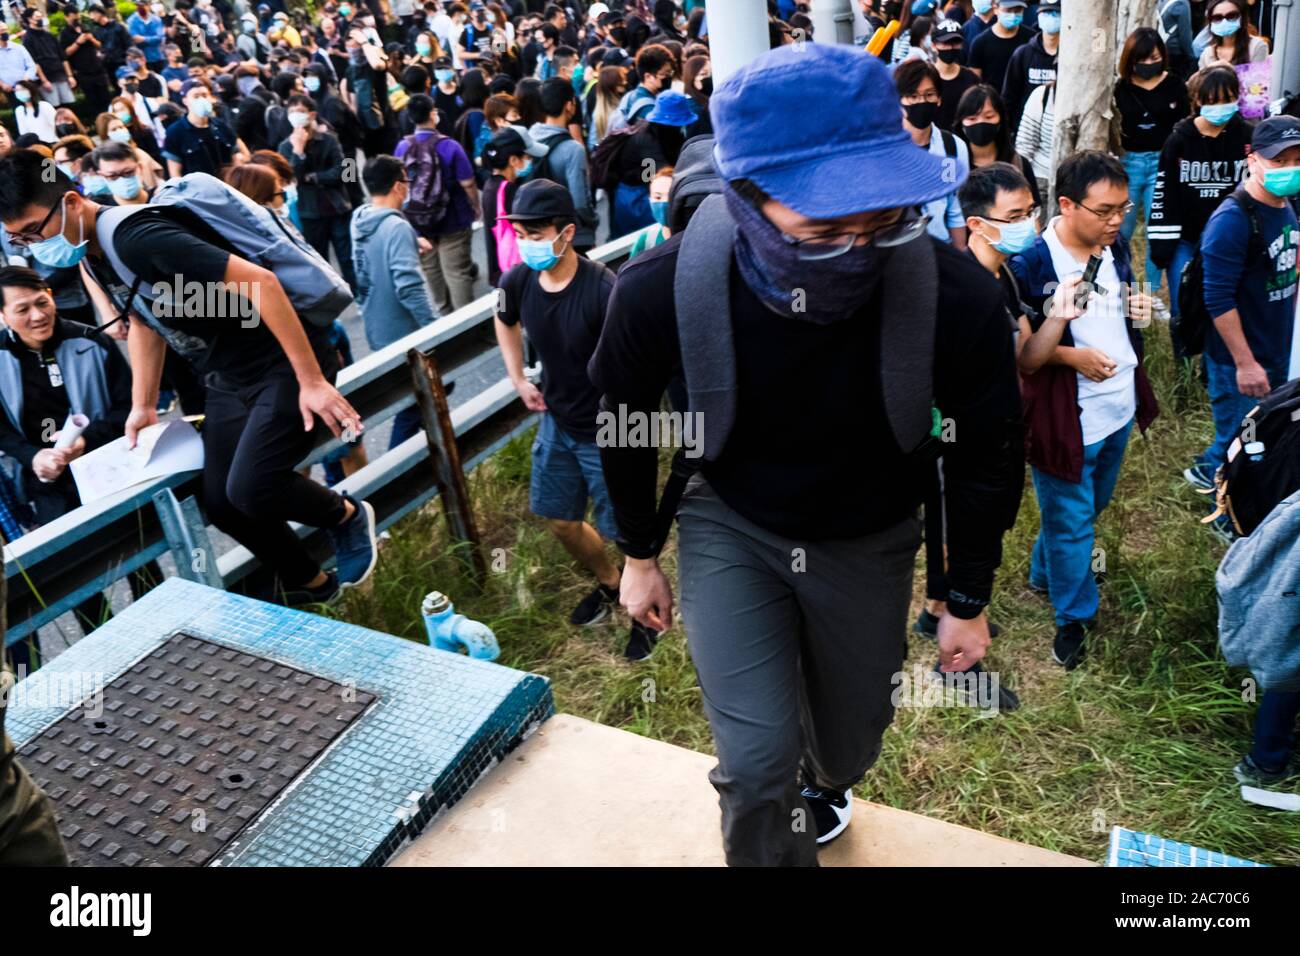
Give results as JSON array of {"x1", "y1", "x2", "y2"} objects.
[{"x1": 391, "y1": 714, "x2": 1095, "y2": 867}]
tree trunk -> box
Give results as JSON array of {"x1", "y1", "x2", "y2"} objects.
[{"x1": 1053, "y1": 2, "x2": 1120, "y2": 165}]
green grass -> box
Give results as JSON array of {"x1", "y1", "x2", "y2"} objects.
[{"x1": 323, "y1": 289, "x2": 1300, "y2": 868}]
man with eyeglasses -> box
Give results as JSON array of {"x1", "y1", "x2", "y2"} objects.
[
  {"x1": 1009, "y1": 150, "x2": 1158, "y2": 671},
  {"x1": 588, "y1": 44, "x2": 1025, "y2": 865}
]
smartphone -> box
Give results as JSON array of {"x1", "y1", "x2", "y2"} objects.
[{"x1": 1076, "y1": 253, "x2": 1107, "y2": 310}]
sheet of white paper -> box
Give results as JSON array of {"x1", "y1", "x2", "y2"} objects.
[
  {"x1": 1240, "y1": 785, "x2": 1300, "y2": 811},
  {"x1": 69, "y1": 420, "x2": 204, "y2": 505},
  {"x1": 53, "y1": 413, "x2": 89, "y2": 451}
]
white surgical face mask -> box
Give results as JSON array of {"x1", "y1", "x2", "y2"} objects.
[{"x1": 289, "y1": 111, "x2": 311, "y2": 129}]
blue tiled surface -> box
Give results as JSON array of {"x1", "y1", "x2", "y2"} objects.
[
  {"x1": 1107, "y1": 827, "x2": 1267, "y2": 867},
  {"x1": 9, "y1": 578, "x2": 554, "y2": 866}
]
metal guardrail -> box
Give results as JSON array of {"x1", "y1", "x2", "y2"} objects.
[{"x1": 3, "y1": 229, "x2": 642, "y2": 647}]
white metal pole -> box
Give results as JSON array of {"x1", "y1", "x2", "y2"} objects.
[
  {"x1": 706, "y1": 0, "x2": 773, "y2": 83},
  {"x1": 1272, "y1": 0, "x2": 1299, "y2": 103},
  {"x1": 809, "y1": 0, "x2": 855, "y2": 45}
]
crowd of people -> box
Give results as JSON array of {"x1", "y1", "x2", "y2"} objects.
[{"x1": 0, "y1": 0, "x2": 1297, "y2": 867}]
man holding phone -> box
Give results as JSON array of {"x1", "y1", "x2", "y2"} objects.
[{"x1": 1009, "y1": 150, "x2": 1158, "y2": 670}]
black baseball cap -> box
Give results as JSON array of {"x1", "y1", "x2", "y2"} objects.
[
  {"x1": 500, "y1": 178, "x2": 575, "y2": 223},
  {"x1": 932, "y1": 19, "x2": 963, "y2": 43},
  {"x1": 1252, "y1": 116, "x2": 1300, "y2": 160},
  {"x1": 482, "y1": 127, "x2": 549, "y2": 169}
]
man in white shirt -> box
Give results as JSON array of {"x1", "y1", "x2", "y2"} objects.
[{"x1": 1009, "y1": 150, "x2": 1157, "y2": 670}]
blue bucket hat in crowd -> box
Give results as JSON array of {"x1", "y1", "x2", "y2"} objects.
[
  {"x1": 646, "y1": 90, "x2": 697, "y2": 127},
  {"x1": 710, "y1": 44, "x2": 964, "y2": 219}
]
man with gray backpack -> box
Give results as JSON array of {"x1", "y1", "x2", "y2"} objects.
[
  {"x1": 588, "y1": 45, "x2": 1025, "y2": 866},
  {"x1": 0, "y1": 151, "x2": 380, "y2": 607}
]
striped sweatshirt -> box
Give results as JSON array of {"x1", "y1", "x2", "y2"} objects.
[{"x1": 1015, "y1": 82, "x2": 1055, "y2": 182}]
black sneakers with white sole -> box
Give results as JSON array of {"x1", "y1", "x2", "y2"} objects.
[{"x1": 800, "y1": 785, "x2": 853, "y2": 845}]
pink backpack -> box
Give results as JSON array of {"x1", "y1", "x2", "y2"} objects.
[{"x1": 493, "y1": 181, "x2": 521, "y2": 274}]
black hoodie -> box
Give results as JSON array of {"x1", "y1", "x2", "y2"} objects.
[
  {"x1": 1147, "y1": 114, "x2": 1250, "y2": 270},
  {"x1": 1002, "y1": 31, "x2": 1057, "y2": 134}
]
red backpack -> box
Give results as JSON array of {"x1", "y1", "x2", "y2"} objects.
[{"x1": 400, "y1": 131, "x2": 451, "y2": 234}]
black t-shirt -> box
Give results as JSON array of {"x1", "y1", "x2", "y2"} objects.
[
  {"x1": 588, "y1": 234, "x2": 1025, "y2": 606},
  {"x1": 60, "y1": 26, "x2": 108, "y2": 80},
  {"x1": 497, "y1": 256, "x2": 616, "y2": 441},
  {"x1": 90, "y1": 209, "x2": 331, "y2": 383},
  {"x1": 937, "y1": 67, "x2": 980, "y2": 131},
  {"x1": 434, "y1": 87, "x2": 464, "y2": 137},
  {"x1": 15, "y1": 330, "x2": 71, "y2": 453},
  {"x1": 968, "y1": 26, "x2": 1031, "y2": 93},
  {"x1": 1116, "y1": 75, "x2": 1190, "y2": 154}
]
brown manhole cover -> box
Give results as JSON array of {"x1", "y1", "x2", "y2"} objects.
[{"x1": 19, "y1": 633, "x2": 376, "y2": 866}]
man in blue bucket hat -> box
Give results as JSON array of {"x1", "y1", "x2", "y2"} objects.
[{"x1": 589, "y1": 43, "x2": 1025, "y2": 865}]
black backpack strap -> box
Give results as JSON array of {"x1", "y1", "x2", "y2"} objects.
[
  {"x1": 939, "y1": 128, "x2": 957, "y2": 160},
  {"x1": 1229, "y1": 188, "x2": 1265, "y2": 258},
  {"x1": 879, "y1": 232, "x2": 939, "y2": 453},
  {"x1": 648, "y1": 192, "x2": 735, "y2": 556}
]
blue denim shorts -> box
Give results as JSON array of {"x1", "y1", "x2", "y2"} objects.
[{"x1": 529, "y1": 412, "x2": 620, "y2": 541}]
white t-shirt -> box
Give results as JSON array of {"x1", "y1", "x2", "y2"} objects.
[{"x1": 1044, "y1": 218, "x2": 1138, "y2": 446}]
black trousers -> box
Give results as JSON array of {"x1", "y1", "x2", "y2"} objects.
[
  {"x1": 77, "y1": 75, "x2": 111, "y2": 118},
  {"x1": 300, "y1": 214, "x2": 358, "y2": 294},
  {"x1": 202, "y1": 364, "x2": 348, "y2": 587}
]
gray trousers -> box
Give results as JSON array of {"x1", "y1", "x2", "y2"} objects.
[
  {"x1": 678, "y1": 478, "x2": 921, "y2": 866},
  {"x1": 420, "y1": 227, "x2": 475, "y2": 315}
]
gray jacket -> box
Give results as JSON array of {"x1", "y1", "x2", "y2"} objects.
[
  {"x1": 350, "y1": 203, "x2": 437, "y2": 351},
  {"x1": 1217, "y1": 490, "x2": 1300, "y2": 692}
]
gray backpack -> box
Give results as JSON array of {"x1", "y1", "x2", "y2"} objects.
[
  {"x1": 95, "y1": 173, "x2": 353, "y2": 340},
  {"x1": 648, "y1": 189, "x2": 939, "y2": 554}
]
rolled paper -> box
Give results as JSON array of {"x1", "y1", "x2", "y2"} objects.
[
  {"x1": 866, "y1": 20, "x2": 900, "y2": 58},
  {"x1": 53, "y1": 413, "x2": 90, "y2": 451}
]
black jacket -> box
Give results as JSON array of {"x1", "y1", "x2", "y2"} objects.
[
  {"x1": 1148, "y1": 114, "x2": 1251, "y2": 269},
  {"x1": 1001, "y1": 32, "x2": 1057, "y2": 134},
  {"x1": 278, "y1": 130, "x2": 352, "y2": 220}
]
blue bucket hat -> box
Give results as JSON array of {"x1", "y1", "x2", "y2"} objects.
[
  {"x1": 646, "y1": 90, "x2": 697, "y2": 127},
  {"x1": 711, "y1": 43, "x2": 963, "y2": 219}
]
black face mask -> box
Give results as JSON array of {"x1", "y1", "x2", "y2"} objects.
[
  {"x1": 936, "y1": 47, "x2": 962, "y2": 64},
  {"x1": 903, "y1": 101, "x2": 939, "y2": 129},
  {"x1": 56, "y1": 122, "x2": 78, "y2": 137},
  {"x1": 698, "y1": 75, "x2": 712, "y2": 96},
  {"x1": 1134, "y1": 61, "x2": 1164, "y2": 80},
  {"x1": 963, "y1": 121, "x2": 999, "y2": 147}
]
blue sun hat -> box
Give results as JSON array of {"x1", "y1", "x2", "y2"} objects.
[
  {"x1": 646, "y1": 90, "x2": 697, "y2": 127},
  {"x1": 710, "y1": 43, "x2": 965, "y2": 218}
]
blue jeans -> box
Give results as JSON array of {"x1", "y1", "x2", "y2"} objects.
[
  {"x1": 1030, "y1": 419, "x2": 1134, "y2": 627},
  {"x1": 389, "y1": 405, "x2": 423, "y2": 451},
  {"x1": 1120, "y1": 150, "x2": 1161, "y2": 292},
  {"x1": 1250, "y1": 689, "x2": 1300, "y2": 772},
  {"x1": 1197, "y1": 351, "x2": 1288, "y2": 469}
]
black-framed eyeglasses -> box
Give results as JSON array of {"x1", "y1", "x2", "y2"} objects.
[
  {"x1": 779, "y1": 211, "x2": 932, "y2": 261},
  {"x1": 982, "y1": 206, "x2": 1040, "y2": 225},
  {"x1": 1077, "y1": 200, "x2": 1135, "y2": 222},
  {"x1": 5, "y1": 200, "x2": 63, "y2": 249}
]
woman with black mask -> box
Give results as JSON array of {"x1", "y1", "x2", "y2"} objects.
[
  {"x1": 954, "y1": 83, "x2": 1041, "y2": 207},
  {"x1": 1115, "y1": 28, "x2": 1189, "y2": 306},
  {"x1": 682, "y1": 54, "x2": 712, "y2": 138}
]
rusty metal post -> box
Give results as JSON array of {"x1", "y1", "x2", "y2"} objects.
[{"x1": 407, "y1": 348, "x2": 487, "y2": 582}]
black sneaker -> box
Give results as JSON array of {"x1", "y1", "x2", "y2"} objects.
[
  {"x1": 913, "y1": 609, "x2": 1001, "y2": 640},
  {"x1": 279, "y1": 572, "x2": 341, "y2": 608},
  {"x1": 1052, "y1": 621, "x2": 1088, "y2": 670},
  {"x1": 570, "y1": 582, "x2": 618, "y2": 627},
  {"x1": 1028, "y1": 578, "x2": 1048, "y2": 596},
  {"x1": 623, "y1": 621, "x2": 659, "y2": 661},
  {"x1": 1233, "y1": 756, "x2": 1300, "y2": 788},
  {"x1": 930, "y1": 660, "x2": 1021, "y2": 712},
  {"x1": 1183, "y1": 463, "x2": 1217, "y2": 491},
  {"x1": 800, "y1": 785, "x2": 852, "y2": 845}
]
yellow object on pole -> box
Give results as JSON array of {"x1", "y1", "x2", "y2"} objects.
[{"x1": 865, "y1": 19, "x2": 900, "y2": 58}]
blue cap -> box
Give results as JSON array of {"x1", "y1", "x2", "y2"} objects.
[
  {"x1": 646, "y1": 90, "x2": 696, "y2": 127},
  {"x1": 710, "y1": 44, "x2": 963, "y2": 219}
]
